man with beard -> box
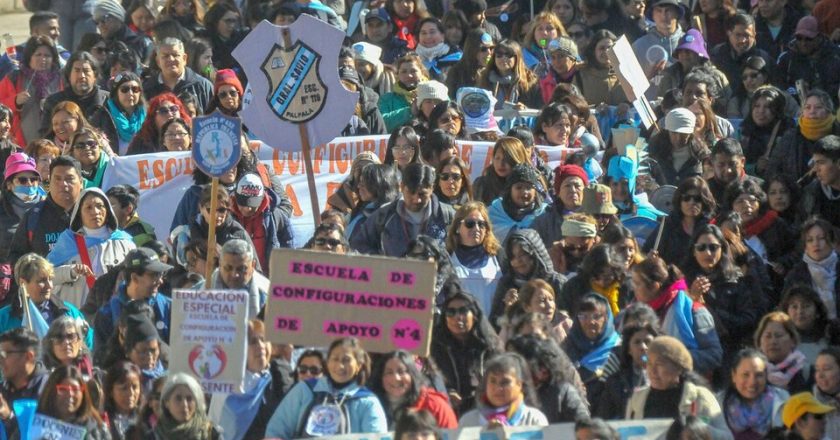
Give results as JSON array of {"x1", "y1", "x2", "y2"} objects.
[
  {"x1": 38, "y1": 52, "x2": 109, "y2": 136},
  {"x1": 551, "y1": 213, "x2": 599, "y2": 277}
]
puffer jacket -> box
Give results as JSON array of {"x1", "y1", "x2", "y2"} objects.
[
  {"x1": 349, "y1": 196, "x2": 454, "y2": 257},
  {"x1": 488, "y1": 228, "x2": 567, "y2": 327}
]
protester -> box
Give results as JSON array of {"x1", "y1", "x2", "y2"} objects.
[
  {"x1": 0, "y1": 328, "x2": 48, "y2": 436},
  {"x1": 34, "y1": 366, "x2": 111, "y2": 438},
  {"x1": 445, "y1": 201, "x2": 502, "y2": 314},
  {"x1": 156, "y1": 372, "x2": 222, "y2": 439}
]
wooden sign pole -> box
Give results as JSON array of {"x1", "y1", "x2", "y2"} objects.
[
  {"x1": 20, "y1": 285, "x2": 33, "y2": 333},
  {"x1": 205, "y1": 177, "x2": 220, "y2": 288},
  {"x1": 280, "y1": 27, "x2": 321, "y2": 229}
]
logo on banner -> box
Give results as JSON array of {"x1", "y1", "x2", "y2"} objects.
[
  {"x1": 188, "y1": 344, "x2": 228, "y2": 379},
  {"x1": 192, "y1": 112, "x2": 242, "y2": 177},
  {"x1": 261, "y1": 42, "x2": 327, "y2": 123}
]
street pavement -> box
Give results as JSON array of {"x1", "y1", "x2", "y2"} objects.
[{"x1": 0, "y1": 11, "x2": 33, "y2": 53}]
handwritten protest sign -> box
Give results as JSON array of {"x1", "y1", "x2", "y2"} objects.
[
  {"x1": 266, "y1": 249, "x2": 436, "y2": 355},
  {"x1": 29, "y1": 414, "x2": 86, "y2": 440},
  {"x1": 170, "y1": 290, "x2": 248, "y2": 394}
]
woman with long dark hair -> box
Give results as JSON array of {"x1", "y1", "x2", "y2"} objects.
[
  {"x1": 478, "y1": 39, "x2": 543, "y2": 110},
  {"x1": 576, "y1": 30, "x2": 625, "y2": 106},
  {"x1": 369, "y1": 351, "x2": 457, "y2": 429},
  {"x1": 446, "y1": 29, "x2": 493, "y2": 97},
  {"x1": 346, "y1": 164, "x2": 400, "y2": 240},
  {"x1": 103, "y1": 361, "x2": 143, "y2": 440},
  {"x1": 719, "y1": 348, "x2": 788, "y2": 439},
  {"x1": 783, "y1": 217, "x2": 840, "y2": 320},
  {"x1": 737, "y1": 86, "x2": 796, "y2": 177},
  {"x1": 595, "y1": 323, "x2": 659, "y2": 419},
  {"x1": 383, "y1": 126, "x2": 422, "y2": 172},
  {"x1": 434, "y1": 156, "x2": 472, "y2": 209},
  {"x1": 35, "y1": 366, "x2": 110, "y2": 438}
]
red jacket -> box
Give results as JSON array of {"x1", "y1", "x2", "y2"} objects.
[{"x1": 413, "y1": 387, "x2": 458, "y2": 429}]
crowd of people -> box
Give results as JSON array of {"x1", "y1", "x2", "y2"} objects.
[{"x1": 0, "y1": 0, "x2": 838, "y2": 439}]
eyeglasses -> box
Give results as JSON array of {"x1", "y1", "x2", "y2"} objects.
[
  {"x1": 203, "y1": 205, "x2": 228, "y2": 214},
  {"x1": 495, "y1": 52, "x2": 514, "y2": 59},
  {"x1": 0, "y1": 349, "x2": 27, "y2": 360},
  {"x1": 73, "y1": 140, "x2": 98, "y2": 150},
  {"x1": 440, "y1": 172, "x2": 462, "y2": 182},
  {"x1": 297, "y1": 365, "x2": 323, "y2": 375},
  {"x1": 393, "y1": 145, "x2": 415, "y2": 153},
  {"x1": 681, "y1": 194, "x2": 702, "y2": 203},
  {"x1": 56, "y1": 384, "x2": 83, "y2": 395},
  {"x1": 439, "y1": 114, "x2": 461, "y2": 124},
  {"x1": 120, "y1": 85, "x2": 141, "y2": 94},
  {"x1": 694, "y1": 243, "x2": 721, "y2": 253},
  {"x1": 444, "y1": 306, "x2": 471, "y2": 317},
  {"x1": 156, "y1": 105, "x2": 180, "y2": 116},
  {"x1": 218, "y1": 90, "x2": 239, "y2": 99},
  {"x1": 165, "y1": 131, "x2": 189, "y2": 139},
  {"x1": 52, "y1": 332, "x2": 79, "y2": 344},
  {"x1": 314, "y1": 237, "x2": 342, "y2": 248},
  {"x1": 577, "y1": 313, "x2": 605, "y2": 322},
  {"x1": 14, "y1": 176, "x2": 40, "y2": 184},
  {"x1": 462, "y1": 219, "x2": 488, "y2": 230}
]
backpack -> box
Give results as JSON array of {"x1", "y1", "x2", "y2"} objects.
[{"x1": 294, "y1": 378, "x2": 374, "y2": 438}]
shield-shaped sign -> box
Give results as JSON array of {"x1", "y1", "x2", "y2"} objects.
[
  {"x1": 232, "y1": 16, "x2": 358, "y2": 151},
  {"x1": 261, "y1": 41, "x2": 327, "y2": 123}
]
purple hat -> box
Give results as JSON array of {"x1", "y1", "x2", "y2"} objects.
[
  {"x1": 675, "y1": 29, "x2": 709, "y2": 60},
  {"x1": 4, "y1": 153, "x2": 39, "y2": 182}
]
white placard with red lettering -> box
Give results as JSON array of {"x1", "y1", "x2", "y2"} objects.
[{"x1": 266, "y1": 249, "x2": 436, "y2": 356}]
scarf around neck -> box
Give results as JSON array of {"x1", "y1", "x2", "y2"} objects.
[
  {"x1": 392, "y1": 14, "x2": 419, "y2": 49},
  {"x1": 478, "y1": 394, "x2": 525, "y2": 426},
  {"x1": 743, "y1": 210, "x2": 777, "y2": 238},
  {"x1": 455, "y1": 243, "x2": 490, "y2": 269},
  {"x1": 392, "y1": 81, "x2": 418, "y2": 104},
  {"x1": 767, "y1": 350, "x2": 807, "y2": 388},
  {"x1": 725, "y1": 386, "x2": 775, "y2": 435},
  {"x1": 106, "y1": 98, "x2": 146, "y2": 143},
  {"x1": 21, "y1": 66, "x2": 60, "y2": 100},
  {"x1": 800, "y1": 115, "x2": 836, "y2": 141},
  {"x1": 416, "y1": 42, "x2": 450, "y2": 63},
  {"x1": 803, "y1": 250, "x2": 838, "y2": 315},
  {"x1": 591, "y1": 281, "x2": 621, "y2": 316}
]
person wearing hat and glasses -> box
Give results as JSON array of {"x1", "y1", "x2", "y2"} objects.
[
  {"x1": 93, "y1": 0, "x2": 153, "y2": 65},
  {"x1": 93, "y1": 247, "x2": 173, "y2": 350},
  {"x1": 776, "y1": 16, "x2": 840, "y2": 104},
  {"x1": 782, "y1": 392, "x2": 835, "y2": 440},
  {"x1": 539, "y1": 37, "x2": 582, "y2": 106},
  {"x1": 0, "y1": 153, "x2": 46, "y2": 260}
]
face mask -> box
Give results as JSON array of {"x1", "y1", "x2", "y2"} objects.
[{"x1": 13, "y1": 185, "x2": 43, "y2": 202}]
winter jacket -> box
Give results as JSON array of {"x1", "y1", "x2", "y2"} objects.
[
  {"x1": 264, "y1": 378, "x2": 387, "y2": 439},
  {"x1": 349, "y1": 197, "x2": 454, "y2": 257},
  {"x1": 488, "y1": 229, "x2": 567, "y2": 327},
  {"x1": 471, "y1": 172, "x2": 506, "y2": 206},
  {"x1": 536, "y1": 381, "x2": 590, "y2": 424},
  {"x1": 647, "y1": 142, "x2": 704, "y2": 187},
  {"x1": 575, "y1": 64, "x2": 626, "y2": 107},
  {"x1": 409, "y1": 387, "x2": 458, "y2": 429},
  {"x1": 658, "y1": 292, "x2": 724, "y2": 375},
  {"x1": 767, "y1": 123, "x2": 840, "y2": 183},
  {"x1": 0, "y1": 191, "x2": 42, "y2": 261},
  {"x1": 531, "y1": 203, "x2": 570, "y2": 251},
  {"x1": 642, "y1": 214, "x2": 710, "y2": 270},
  {"x1": 47, "y1": 188, "x2": 136, "y2": 309},
  {"x1": 709, "y1": 43, "x2": 770, "y2": 89},
  {"x1": 40, "y1": 87, "x2": 109, "y2": 137},
  {"x1": 627, "y1": 381, "x2": 734, "y2": 440},
  {"x1": 122, "y1": 214, "x2": 157, "y2": 248},
  {"x1": 379, "y1": 91, "x2": 412, "y2": 133},
  {"x1": 230, "y1": 189, "x2": 294, "y2": 272},
  {"x1": 0, "y1": 69, "x2": 62, "y2": 146},
  {"x1": 94, "y1": 282, "x2": 172, "y2": 348},
  {"x1": 105, "y1": 25, "x2": 152, "y2": 67},
  {"x1": 594, "y1": 366, "x2": 644, "y2": 420},
  {"x1": 800, "y1": 178, "x2": 840, "y2": 229},
  {"x1": 0, "y1": 363, "x2": 48, "y2": 437},
  {"x1": 487, "y1": 198, "x2": 547, "y2": 244},
  {"x1": 170, "y1": 184, "x2": 203, "y2": 233},
  {"x1": 220, "y1": 360, "x2": 295, "y2": 440},
  {"x1": 632, "y1": 27, "x2": 684, "y2": 78},
  {"x1": 755, "y1": 6, "x2": 802, "y2": 62},
  {"x1": 170, "y1": 214, "x2": 256, "y2": 270},
  {"x1": 0, "y1": 296, "x2": 93, "y2": 349},
  {"x1": 142, "y1": 67, "x2": 214, "y2": 114},
  {"x1": 359, "y1": 85, "x2": 387, "y2": 135},
  {"x1": 429, "y1": 330, "x2": 496, "y2": 416},
  {"x1": 458, "y1": 403, "x2": 549, "y2": 427},
  {"x1": 775, "y1": 38, "x2": 840, "y2": 99},
  {"x1": 7, "y1": 194, "x2": 71, "y2": 262}
]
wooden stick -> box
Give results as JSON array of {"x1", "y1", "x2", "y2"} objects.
[
  {"x1": 282, "y1": 27, "x2": 321, "y2": 229},
  {"x1": 205, "y1": 177, "x2": 220, "y2": 288}
]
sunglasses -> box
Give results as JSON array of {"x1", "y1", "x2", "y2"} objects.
[
  {"x1": 297, "y1": 365, "x2": 323, "y2": 375},
  {"x1": 314, "y1": 237, "x2": 342, "y2": 248},
  {"x1": 694, "y1": 243, "x2": 721, "y2": 253},
  {"x1": 53, "y1": 332, "x2": 79, "y2": 343},
  {"x1": 462, "y1": 219, "x2": 488, "y2": 230},
  {"x1": 203, "y1": 205, "x2": 228, "y2": 214},
  {"x1": 73, "y1": 140, "x2": 98, "y2": 150},
  {"x1": 439, "y1": 114, "x2": 461, "y2": 124},
  {"x1": 565, "y1": 243, "x2": 589, "y2": 253},
  {"x1": 14, "y1": 176, "x2": 40, "y2": 184},
  {"x1": 440, "y1": 172, "x2": 462, "y2": 182},
  {"x1": 120, "y1": 85, "x2": 141, "y2": 94},
  {"x1": 444, "y1": 306, "x2": 471, "y2": 317},
  {"x1": 479, "y1": 46, "x2": 495, "y2": 52},
  {"x1": 495, "y1": 52, "x2": 514, "y2": 59},
  {"x1": 156, "y1": 105, "x2": 180, "y2": 116},
  {"x1": 681, "y1": 194, "x2": 702, "y2": 203},
  {"x1": 218, "y1": 90, "x2": 239, "y2": 99}
]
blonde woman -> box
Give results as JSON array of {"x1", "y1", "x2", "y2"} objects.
[{"x1": 446, "y1": 202, "x2": 502, "y2": 315}]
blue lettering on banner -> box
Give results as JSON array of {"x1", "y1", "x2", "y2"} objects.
[{"x1": 269, "y1": 46, "x2": 316, "y2": 117}]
